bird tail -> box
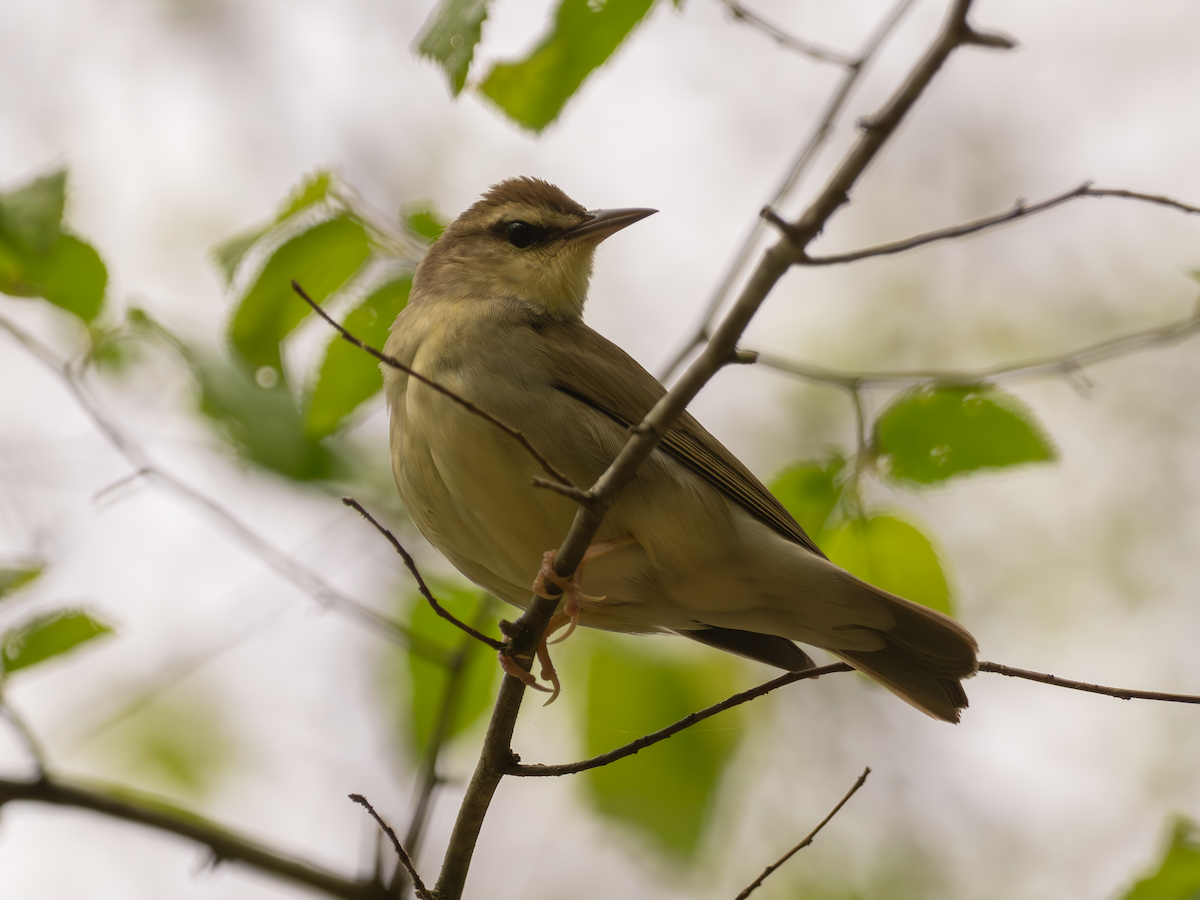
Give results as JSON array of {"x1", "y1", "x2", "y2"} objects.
[{"x1": 831, "y1": 589, "x2": 978, "y2": 723}]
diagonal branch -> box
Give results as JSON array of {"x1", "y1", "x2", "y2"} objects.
[
  {"x1": 348, "y1": 794, "x2": 433, "y2": 900},
  {"x1": 979, "y1": 661, "x2": 1200, "y2": 704},
  {"x1": 0, "y1": 775, "x2": 390, "y2": 900},
  {"x1": 802, "y1": 183, "x2": 1200, "y2": 266},
  {"x1": 0, "y1": 311, "x2": 432, "y2": 658},
  {"x1": 291, "y1": 281, "x2": 575, "y2": 490},
  {"x1": 507, "y1": 663, "x2": 852, "y2": 777},
  {"x1": 735, "y1": 767, "x2": 871, "y2": 900},
  {"x1": 341, "y1": 497, "x2": 503, "y2": 651},
  {"x1": 716, "y1": 0, "x2": 858, "y2": 66}
]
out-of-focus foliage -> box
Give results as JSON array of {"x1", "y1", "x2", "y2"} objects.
[
  {"x1": 417, "y1": 0, "x2": 492, "y2": 96},
  {"x1": 1119, "y1": 819, "x2": 1200, "y2": 900},
  {"x1": 404, "y1": 584, "x2": 500, "y2": 756},
  {"x1": 873, "y1": 383, "x2": 1056, "y2": 486},
  {"x1": 583, "y1": 638, "x2": 740, "y2": 858},
  {"x1": 769, "y1": 453, "x2": 847, "y2": 544},
  {"x1": 0, "y1": 561, "x2": 45, "y2": 601},
  {"x1": 0, "y1": 168, "x2": 107, "y2": 322},
  {"x1": 1, "y1": 609, "x2": 113, "y2": 677}
]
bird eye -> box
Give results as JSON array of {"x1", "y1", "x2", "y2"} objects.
[{"x1": 505, "y1": 221, "x2": 539, "y2": 249}]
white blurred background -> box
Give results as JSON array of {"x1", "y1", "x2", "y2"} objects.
[{"x1": 1, "y1": 0, "x2": 1199, "y2": 897}]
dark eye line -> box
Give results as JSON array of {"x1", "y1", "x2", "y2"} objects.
[{"x1": 498, "y1": 219, "x2": 552, "y2": 250}]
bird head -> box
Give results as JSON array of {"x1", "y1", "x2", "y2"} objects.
[{"x1": 413, "y1": 177, "x2": 656, "y2": 320}]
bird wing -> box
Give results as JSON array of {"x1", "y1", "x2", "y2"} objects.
[{"x1": 535, "y1": 316, "x2": 826, "y2": 559}]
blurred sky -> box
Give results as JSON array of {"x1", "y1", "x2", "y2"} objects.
[{"x1": 2, "y1": 1, "x2": 1200, "y2": 898}]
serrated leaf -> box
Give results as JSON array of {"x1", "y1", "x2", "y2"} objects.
[
  {"x1": 820, "y1": 514, "x2": 953, "y2": 615},
  {"x1": 402, "y1": 202, "x2": 448, "y2": 242},
  {"x1": 417, "y1": 0, "x2": 492, "y2": 95},
  {"x1": 196, "y1": 355, "x2": 337, "y2": 481},
  {"x1": 2, "y1": 610, "x2": 113, "y2": 676},
  {"x1": 305, "y1": 276, "x2": 411, "y2": 439},
  {"x1": 769, "y1": 453, "x2": 846, "y2": 541},
  {"x1": 479, "y1": 0, "x2": 657, "y2": 132},
  {"x1": 227, "y1": 215, "x2": 370, "y2": 372},
  {"x1": 0, "y1": 563, "x2": 45, "y2": 600},
  {"x1": 584, "y1": 639, "x2": 739, "y2": 858},
  {"x1": 405, "y1": 584, "x2": 498, "y2": 756},
  {"x1": 0, "y1": 169, "x2": 66, "y2": 253},
  {"x1": 874, "y1": 384, "x2": 1056, "y2": 486},
  {"x1": 212, "y1": 171, "x2": 334, "y2": 285},
  {"x1": 1120, "y1": 819, "x2": 1200, "y2": 900}
]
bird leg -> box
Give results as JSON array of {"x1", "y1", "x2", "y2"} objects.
[{"x1": 518, "y1": 535, "x2": 637, "y2": 705}]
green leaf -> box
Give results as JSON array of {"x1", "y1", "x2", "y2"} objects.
[
  {"x1": 405, "y1": 585, "x2": 499, "y2": 755},
  {"x1": 227, "y1": 215, "x2": 370, "y2": 372},
  {"x1": 820, "y1": 514, "x2": 953, "y2": 615},
  {"x1": 1120, "y1": 819, "x2": 1200, "y2": 900},
  {"x1": 402, "y1": 202, "x2": 448, "y2": 242},
  {"x1": 212, "y1": 170, "x2": 333, "y2": 285},
  {"x1": 584, "y1": 639, "x2": 739, "y2": 858},
  {"x1": 2, "y1": 610, "x2": 113, "y2": 676},
  {"x1": 873, "y1": 384, "x2": 1056, "y2": 486},
  {"x1": 769, "y1": 453, "x2": 846, "y2": 542},
  {"x1": 305, "y1": 276, "x2": 411, "y2": 439},
  {"x1": 7, "y1": 233, "x2": 108, "y2": 322},
  {"x1": 417, "y1": 0, "x2": 492, "y2": 95},
  {"x1": 0, "y1": 562, "x2": 45, "y2": 600},
  {"x1": 479, "y1": 0, "x2": 657, "y2": 132},
  {"x1": 0, "y1": 170, "x2": 66, "y2": 253},
  {"x1": 196, "y1": 355, "x2": 337, "y2": 481}
]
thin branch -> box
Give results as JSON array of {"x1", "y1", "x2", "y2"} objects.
[
  {"x1": 291, "y1": 281, "x2": 575, "y2": 490},
  {"x1": 979, "y1": 661, "x2": 1200, "y2": 704},
  {"x1": 0, "y1": 775, "x2": 390, "y2": 900},
  {"x1": 716, "y1": 0, "x2": 858, "y2": 66},
  {"x1": 0, "y1": 311, "x2": 431, "y2": 658},
  {"x1": 348, "y1": 794, "x2": 434, "y2": 900},
  {"x1": 734, "y1": 767, "x2": 871, "y2": 900},
  {"x1": 437, "y1": 6, "x2": 1007, "y2": 897},
  {"x1": 803, "y1": 183, "x2": 1200, "y2": 266},
  {"x1": 657, "y1": 0, "x2": 921, "y2": 381},
  {"x1": 508, "y1": 664, "x2": 852, "y2": 777},
  {"x1": 751, "y1": 307, "x2": 1200, "y2": 389},
  {"x1": 341, "y1": 498, "x2": 504, "y2": 652}
]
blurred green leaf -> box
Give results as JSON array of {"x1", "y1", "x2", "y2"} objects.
[
  {"x1": 402, "y1": 202, "x2": 448, "y2": 242},
  {"x1": 584, "y1": 639, "x2": 739, "y2": 858},
  {"x1": 873, "y1": 384, "x2": 1056, "y2": 486},
  {"x1": 1120, "y1": 819, "x2": 1200, "y2": 900},
  {"x1": 93, "y1": 693, "x2": 235, "y2": 800},
  {"x1": 213, "y1": 170, "x2": 333, "y2": 285},
  {"x1": 479, "y1": 0, "x2": 657, "y2": 132},
  {"x1": 769, "y1": 453, "x2": 847, "y2": 542},
  {"x1": 305, "y1": 276, "x2": 411, "y2": 439},
  {"x1": 196, "y1": 356, "x2": 337, "y2": 481},
  {"x1": 2, "y1": 609, "x2": 113, "y2": 676},
  {"x1": 417, "y1": 0, "x2": 492, "y2": 95},
  {"x1": 406, "y1": 584, "x2": 499, "y2": 756},
  {"x1": 227, "y1": 214, "x2": 370, "y2": 371},
  {"x1": 0, "y1": 169, "x2": 66, "y2": 253},
  {"x1": 821, "y1": 514, "x2": 952, "y2": 615},
  {"x1": 0, "y1": 562, "x2": 45, "y2": 601}
]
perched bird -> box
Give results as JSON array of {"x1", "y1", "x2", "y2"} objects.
[{"x1": 384, "y1": 177, "x2": 978, "y2": 722}]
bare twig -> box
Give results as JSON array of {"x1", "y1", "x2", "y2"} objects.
[
  {"x1": 658, "y1": 0, "x2": 921, "y2": 381},
  {"x1": 291, "y1": 281, "x2": 575, "y2": 490},
  {"x1": 433, "y1": 6, "x2": 1008, "y2": 898},
  {"x1": 348, "y1": 794, "x2": 434, "y2": 900},
  {"x1": 0, "y1": 311, "x2": 429, "y2": 657},
  {"x1": 803, "y1": 183, "x2": 1200, "y2": 266},
  {"x1": 734, "y1": 767, "x2": 871, "y2": 900},
  {"x1": 0, "y1": 775, "x2": 390, "y2": 900},
  {"x1": 341, "y1": 498, "x2": 504, "y2": 651},
  {"x1": 979, "y1": 661, "x2": 1200, "y2": 704},
  {"x1": 752, "y1": 307, "x2": 1200, "y2": 389},
  {"x1": 509, "y1": 663, "x2": 852, "y2": 777},
  {"x1": 716, "y1": 0, "x2": 857, "y2": 66}
]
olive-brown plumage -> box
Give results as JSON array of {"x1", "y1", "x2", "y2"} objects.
[{"x1": 385, "y1": 177, "x2": 978, "y2": 721}]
